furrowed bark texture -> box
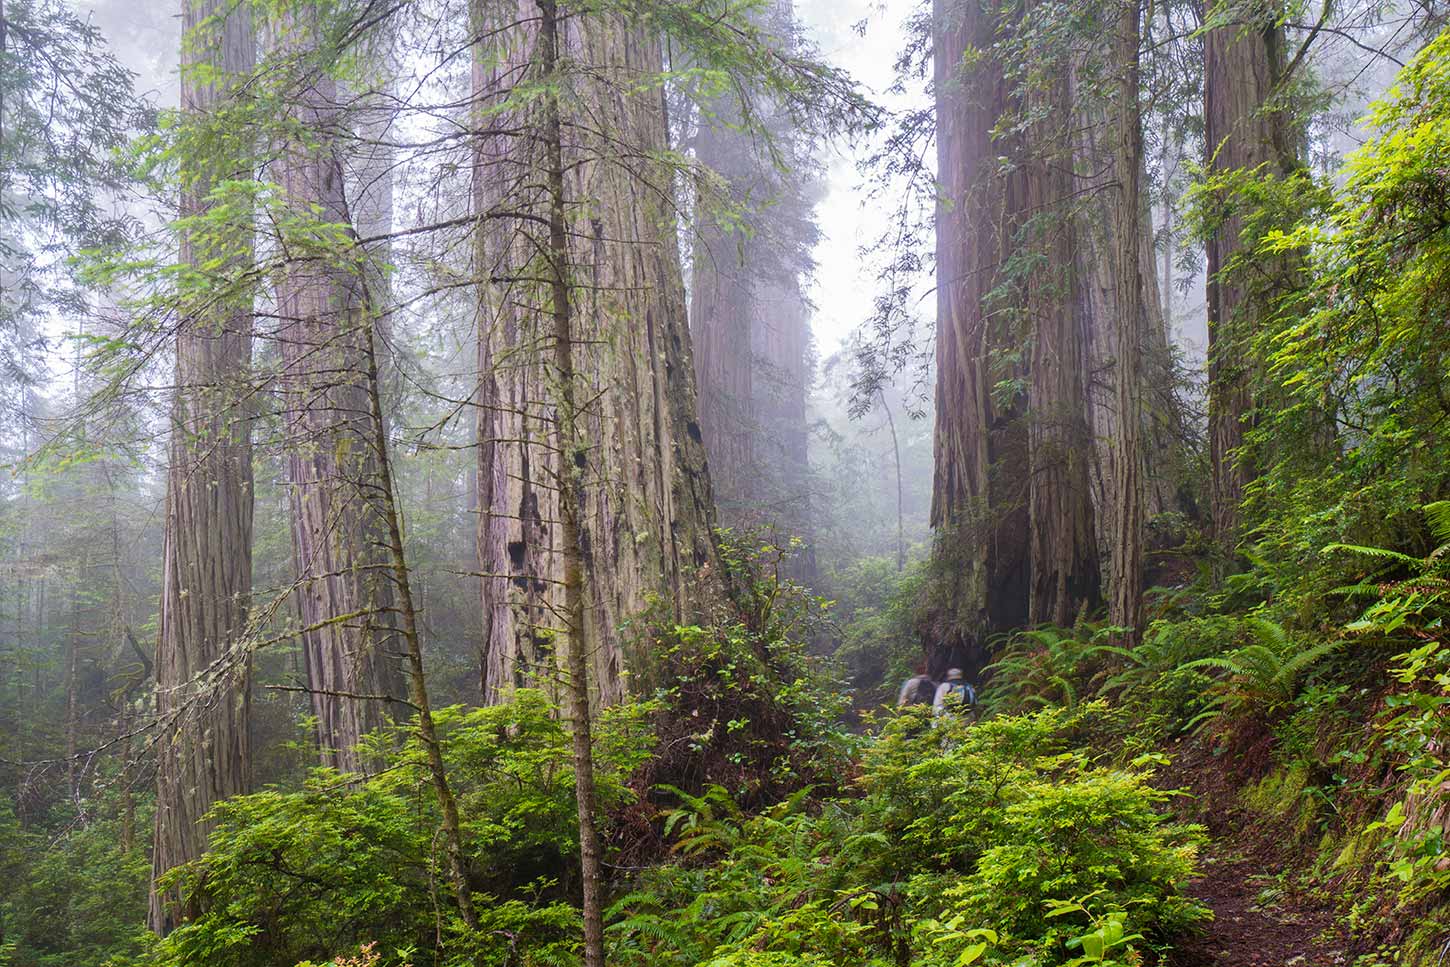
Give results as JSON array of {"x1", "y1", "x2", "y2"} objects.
[
  {"x1": 474, "y1": 0, "x2": 722, "y2": 705},
  {"x1": 1204, "y1": 0, "x2": 1293, "y2": 548},
  {"x1": 690, "y1": 19, "x2": 816, "y2": 561},
  {"x1": 1069, "y1": 56, "x2": 1175, "y2": 586},
  {"x1": 150, "y1": 0, "x2": 255, "y2": 934},
  {"x1": 274, "y1": 8, "x2": 405, "y2": 772},
  {"x1": 1023, "y1": 40, "x2": 1100, "y2": 628},
  {"x1": 929, "y1": 0, "x2": 1028, "y2": 671},
  {"x1": 1110, "y1": 0, "x2": 1146, "y2": 640},
  {"x1": 472, "y1": 0, "x2": 514, "y2": 701}
]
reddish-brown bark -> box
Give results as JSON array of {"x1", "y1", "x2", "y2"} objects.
[{"x1": 150, "y1": 0, "x2": 255, "y2": 934}]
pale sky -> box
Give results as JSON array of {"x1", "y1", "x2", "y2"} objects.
[{"x1": 796, "y1": 0, "x2": 925, "y2": 358}]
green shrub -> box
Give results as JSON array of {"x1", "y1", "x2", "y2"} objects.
[
  {"x1": 153, "y1": 692, "x2": 654, "y2": 967},
  {"x1": 156, "y1": 776, "x2": 431, "y2": 967},
  {"x1": 0, "y1": 798, "x2": 151, "y2": 967},
  {"x1": 957, "y1": 769, "x2": 1204, "y2": 946},
  {"x1": 1375, "y1": 644, "x2": 1450, "y2": 905},
  {"x1": 629, "y1": 536, "x2": 854, "y2": 805},
  {"x1": 609, "y1": 706, "x2": 1207, "y2": 967}
]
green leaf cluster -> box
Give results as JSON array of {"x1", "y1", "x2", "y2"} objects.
[{"x1": 608, "y1": 705, "x2": 1207, "y2": 967}]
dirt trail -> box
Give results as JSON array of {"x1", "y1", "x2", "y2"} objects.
[{"x1": 1170, "y1": 852, "x2": 1351, "y2": 967}]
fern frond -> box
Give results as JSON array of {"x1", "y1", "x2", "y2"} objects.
[
  {"x1": 1244, "y1": 616, "x2": 1291, "y2": 653},
  {"x1": 1178, "y1": 656, "x2": 1244, "y2": 677},
  {"x1": 1327, "y1": 582, "x2": 1384, "y2": 598},
  {"x1": 1275, "y1": 639, "x2": 1338, "y2": 687},
  {"x1": 1323, "y1": 543, "x2": 1421, "y2": 566},
  {"x1": 840, "y1": 830, "x2": 890, "y2": 857},
  {"x1": 1049, "y1": 674, "x2": 1077, "y2": 708},
  {"x1": 606, "y1": 891, "x2": 666, "y2": 918},
  {"x1": 608, "y1": 911, "x2": 690, "y2": 951},
  {"x1": 1424, "y1": 501, "x2": 1450, "y2": 546},
  {"x1": 1084, "y1": 644, "x2": 1147, "y2": 665},
  {"x1": 1185, "y1": 704, "x2": 1225, "y2": 735}
]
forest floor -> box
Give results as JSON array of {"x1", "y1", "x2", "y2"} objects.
[
  {"x1": 1170, "y1": 849, "x2": 1352, "y2": 967},
  {"x1": 1163, "y1": 738, "x2": 1355, "y2": 967}
]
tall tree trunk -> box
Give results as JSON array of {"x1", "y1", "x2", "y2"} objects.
[
  {"x1": 1160, "y1": 133, "x2": 1175, "y2": 320},
  {"x1": 473, "y1": 0, "x2": 723, "y2": 705},
  {"x1": 1138, "y1": 183, "x2": 1183, "y2": 522},
  {"x1": 929, "y1": 0, "x2": 1028, "y2": 670},
  {"x1": 880, "y1": 390, "x2": 905, "y2": 572},
  {"x1": 1071, "y1": 53, "x2": 1175, "y2": 587},
  {"x1": 65, "y1": 570, "x2": 80, "y2": 805},
  {"x1": 1204, "y1": 0, "x2": 1295, "y2": 550},
  {"x1": 690, "y1": 116, "x2": 757, "y2": 516},
  {"x1": 1024, "y1": 34, "x2": 1100, "y2": 628},
  {"x1": 470, "y1": 0, "x2": 513, "y2": 702},
  {"x1": 1110, "y1": 0, "x2": 1146, "y2": 641},
  {"x1": 273, "y1": 6, "x2": 405, "y2": 773},
  {"x1": 348, "y1": 20, "x2": 394, "y2": 370},
  {"x1": 537, "y1": 4, "x2": 605, "y2": 958},
  {"x1": 759, "y1": 270, "x2": 818, "y2": 582},
  {"x1": 149, "y1": 0, "x2": 255, "y2": 934},
  {"x1": 690, "y1": 27, "x2": 817, "y2": 565}
]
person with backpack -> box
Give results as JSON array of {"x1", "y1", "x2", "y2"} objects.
[
  {"x1": 932, "y1": 668, "x2": 977, "y2": 719},
  {"x1": 896, "y1": 665, "x2": 937, "y2": 707}
]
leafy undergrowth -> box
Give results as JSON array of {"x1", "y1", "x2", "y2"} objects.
[
  {"x1": 610, "y1": 705, "x2": 1208, "y2": 967},
  {"x1": 962, "y1": 577, "x2": 1450, "y2": 966}
]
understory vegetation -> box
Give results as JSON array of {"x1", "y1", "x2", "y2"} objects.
[{"x1": 5, "y1": 0, "x2": 1450, "y2": 963}]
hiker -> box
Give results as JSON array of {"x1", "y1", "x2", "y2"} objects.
[
  {"x1": 896, "y1": 666, "x2": 936, "y2": 707},
  {"x1": 932, "y1": 668, "x2": 977, "y2": 718}
]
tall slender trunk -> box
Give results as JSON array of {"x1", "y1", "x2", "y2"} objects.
[
  {"x1": 1160, "y1": 135, "x2": 1174, "y2": 318},
  {"x1": 473, "y1": 0, "x2": 722, "y2": 705},
  {"x1": 536, "y1": 1, "x2": 604, "y2": 960},
  {"x1": 1110, "y1": 0, "x2": 1145, "y2": 641},
  {"x1": 879, "y1": 390, "x2": 905, "y2": 572},
  {"x1": 65, "y1": 572, "x2": 80, "y2": 804},
  {"x1": 359, "y1": 284, "x2": 479, "y2": 930},
  {"x1": 150, "y1": 0, "x2": 255, "y2": 934}
]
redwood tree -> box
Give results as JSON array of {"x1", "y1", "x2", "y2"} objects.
[
  {"x1": 1021, "y1": 12, "x2": 1101, "y2": 628},
  {"x1": 690, "y1": 4, "x2": 818, "y2": 558},
  {"x1": 1204, "y1": 0, "x2": 1298, "y2": 549},
  {"x1": 1110, "y1": 0, "x2": 1147, "y2": 640},
  {"x1": 472, "y1": 1, "x2": 723, "y2": 705},
  {"x1": 928, "y1": 0, "x2": 1029, "y2": 668},
  {"x1": 150, "y1": 0, "x2": 256, "y2": 934},
  {"x1": 272, "y1": 5, "x2": 405, "y2": 773}
]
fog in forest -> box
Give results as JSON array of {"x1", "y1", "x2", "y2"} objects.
[{"x1": 2, "y1": 0, "x2": 1447, "y2": 964}]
